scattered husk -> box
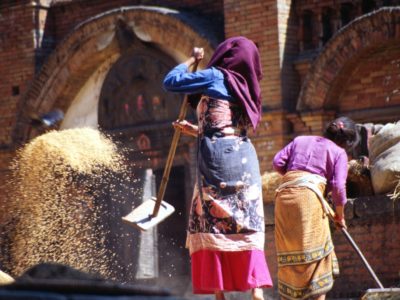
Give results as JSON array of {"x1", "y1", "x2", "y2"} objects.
[
  {"x1": 261, "y1": 171, "x2": 282, "y2": 203},
  {"x1": 3, "y1": 128, "x2": 136, "y2": 278}
]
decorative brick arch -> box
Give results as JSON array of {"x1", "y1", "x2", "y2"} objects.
[
  {"x1": 297, "y1": 7, "x2": 400, "y2": 112},
  {"x1": 15, "y1": 6, "x2": 217, "y2": 142}
]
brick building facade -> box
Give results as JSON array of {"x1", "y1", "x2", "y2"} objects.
[{"x1": 0, "y1": 0, "x2": 399, "y2": 298}]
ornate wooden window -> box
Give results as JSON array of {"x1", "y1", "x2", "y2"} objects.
[
  {"x1": 302, "y1": 10, "x2": 316, "y2": 50},
  {"x1": 340, "y1": 3, "x2": 356, "y2": 27},
  {"x1": 362, "y1": 0, "x2": 376, "y2": 13},
  {"x1": 322, "y1": 7, "x2": 334, "y2": 45}
]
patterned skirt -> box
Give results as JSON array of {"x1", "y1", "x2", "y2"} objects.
[
  {"x1": 186, "y1": 135, "x2": 272, "y2": 293},
  {"x1": 275, "y1": 171, "x2": 339, "y2": 300}
]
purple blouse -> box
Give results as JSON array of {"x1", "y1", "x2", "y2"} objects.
[{"x1": 273, "y1": 136, "x2": 348, "y2": 206}]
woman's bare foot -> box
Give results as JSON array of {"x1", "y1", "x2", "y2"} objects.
[{"x1": 252, "y1": 288, "x2": 264, "y2": 300}]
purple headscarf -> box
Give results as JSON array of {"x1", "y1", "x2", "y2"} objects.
[{"x1": 208, "y1": 36, "x2": 263, "y2": 129}]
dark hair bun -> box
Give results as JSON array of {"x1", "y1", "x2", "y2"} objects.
[
  {"x1": 324, "y1": 117, "x2": 359, "y2": 152},
  {"x1": 326, "y1": 122, "x2": 341, "y2": 136}
]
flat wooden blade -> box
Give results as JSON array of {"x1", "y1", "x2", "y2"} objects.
[
  {"x1": 122, "y1": 197, "x2": 175, "y2": 231},
  {"x1": 361, "y1": 288, "x2": 400, "y2": 300}
]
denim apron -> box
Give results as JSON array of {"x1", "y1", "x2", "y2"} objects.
[{"x1": 186, "y1": 96, "x2": 265, "y2": 254}]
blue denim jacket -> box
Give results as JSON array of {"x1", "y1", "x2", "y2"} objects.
[{"x1": 163, "y1": 63, "x2": 234, "y2": 101}]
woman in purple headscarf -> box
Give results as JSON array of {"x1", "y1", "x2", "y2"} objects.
[{"x1": 163, "y1": 37, "x2": 272, "y2": 300}]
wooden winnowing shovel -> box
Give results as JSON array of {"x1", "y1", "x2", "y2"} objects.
[
  {"x1": 122, "y1": 63, "x2": 198, "y2": 231},
  {"x1": 320, "y1": 197, "x2": 385, "y2": 290}
]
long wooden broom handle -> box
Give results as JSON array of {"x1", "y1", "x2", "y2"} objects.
[
  {"x1": 322, "y1": 199, "x2": 384, "y2": 289},
  {"x1": 152, "y1": 62, "x2": 199, "y2": 217}
]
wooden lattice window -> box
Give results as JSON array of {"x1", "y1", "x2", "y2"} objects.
[
  {"x1": 362, "y1": 0, "x2": 376, "y2": 14},
  {"x1": 322, "y1": 7, "x2": 334, "y2": 45},
  {"x1": 302, "y1": 10, "x2": 316, "y2": 50},
  {"x1": 340, "y1": 3, "x2": 356, "y2": 27}
]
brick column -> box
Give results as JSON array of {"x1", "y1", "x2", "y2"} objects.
[
  {"x1": 0, "y1": 1, "x2": 39, "y2": 231},
  {"x1": 252, "y1": 111, "x2": 292, "y2": 172},
  {"x1": 33, "y1": 0, "x2": 55, "y2": 69},
  {"x1": 224, "y1": 0, "x2": 300, "y2": 171},
  {"x1": 0, "y1": 1, "x2": 37, "y2": 147},
  {"x1": 224, "y1": 0, "x2": 282, "y2": 109},
  {"x1": 224, "y1": 0, "x2": 299, "y2": 110}
]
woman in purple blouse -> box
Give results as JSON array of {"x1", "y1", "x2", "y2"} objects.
[
  {"x1": 272, "y1": 116, "x2": 358, "y2": 300},
  {"x1": 164, "y1": 37, "x2": 273, "y2": 300}
]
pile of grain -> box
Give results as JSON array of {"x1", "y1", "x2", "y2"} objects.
[
  {"x1": 261, "y1": 171, "x2": 282, "y2": 203},
  {"x1": 5, "y1": 127, "x2": 135, "y2": 278}
]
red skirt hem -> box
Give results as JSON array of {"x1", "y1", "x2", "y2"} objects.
[{"x1": 191, "y1": 249, "x2": 273, "y2": 294}]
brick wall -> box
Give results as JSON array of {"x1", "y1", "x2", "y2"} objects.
[
  {"x1": 277, "y1": 0, "x2": 299, "y2": 111},
  {"x1": 331, "y1": 219, "x2": 400, "y2": 297},
  {"x1": 0, "y1": 1, "x2": 36, "y2": 147},
  {"x1": 48, "y1": 0, "x2": 224, "y2": 47},
  {"x1": 224, "y1": 0, "x2": 283, "y2": 110},
  {"x1": 338, "y1": 47, "x2": 400, "y2": 113},
  {"x1": 330, "y1": 197, "x2": 400, "y2": 297},
  {"x1": 254, "y1": 112, "x2": 292, "y2": 172}
]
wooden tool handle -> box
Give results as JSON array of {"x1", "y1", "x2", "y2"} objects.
[
  {"x1": 321, "y1": 198, "x2": 384, "y2": 289},
  {"x1": 152, "y1": 62, "x2": 199, "y2": 217}
]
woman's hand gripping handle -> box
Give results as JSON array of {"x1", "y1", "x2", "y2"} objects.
[{"x1": 174, "y1": 47, "x2": 203, "y2": 137}]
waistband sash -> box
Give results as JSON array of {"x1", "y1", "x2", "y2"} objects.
[{"x1": 276, "y1": 173, "x2": 331, "y2": 215}]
